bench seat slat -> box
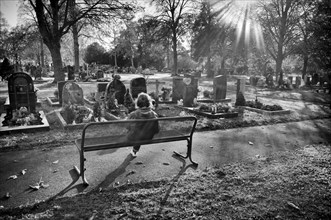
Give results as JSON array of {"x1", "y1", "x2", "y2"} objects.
[{"x1": 75, "y1": 130, "x2": 189, "y2": 152}]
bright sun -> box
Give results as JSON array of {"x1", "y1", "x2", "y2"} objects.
[{"x1": 210, "y1": 0, "x2": 264, "y2": 51}]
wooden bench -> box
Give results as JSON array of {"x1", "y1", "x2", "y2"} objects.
[{"x1": 74, "y1": 116, "x2": 198, "y2": 185}]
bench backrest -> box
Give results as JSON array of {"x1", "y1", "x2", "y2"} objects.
[{"x1": 80, "y1": 116, "x2": 197, "y2": 147}]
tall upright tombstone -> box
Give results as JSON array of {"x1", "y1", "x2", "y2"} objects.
[
  {"x1": 96, "y1": 82, "x2": 108, "y2": 100},
  {"x1": 57, "y1": 80, "x2": 74, "y2": 105},
  {"x1": 62, "y1": 82, "x2": 84, "y2": 107},
  {"x1": 183, "y1": 76, "x2": 199, "y2": 107},
  {"x1": 214, "y1": 75, "x2": 227, "y2": 100},
  {"x1": 130, "y1": 77, "x2": 147, "y2": 99},
  {"x1": 106, "y1": 77, "x2": 127, "y2": 104},
  {"x1": 7, "y1": 72, "x2": 36, "y2": 112},
  {"x1": 236, "y1": 77, "x2": 246, "y2": 96},
  {"x1": 172, "y1": 76, "x2": 185, "y2": 103}
]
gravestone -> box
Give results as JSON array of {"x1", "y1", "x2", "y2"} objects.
[
  {"x1": 172, "y1": 77, "x2": 185, "y2": 102},
  {"x1": 62, "y1": 82, "x2": 84, "y2": 107},
  {"x1": 236, "y1": 77, "x2": 246, "y2": 96},
  {"x1": 214, "y1": 75, "x2": 227, "y2": 100},
  {"x1": 183, "y1": 77, "x2": 198, "y2": 107},
  {"x1": 288, "y1": 76, "x2": 293, "y2": 85},
  {"x1": 67, "y1": 66, "x2": 75, "y2": 80},
  {"x1": 57, "y1": 80, "x2": 74, "y2": 105},
  {"x1": 96, "y1": 70, "x2": 104, "y2": 79},
  {"x1": 7, "y1": 72, "x2": 36, "y2": 112},
  {"x1": 295, "y1": 76, "x2": 301, "y2": 87},
  {"x1": 130, "y1": 77, "x2": 147, "y2": 99},
  {"x1": 106, "y1": 77, "x2": 126, "y2": 104},
  {"x1": 96, "y1": 82, "x2": 108, "y2": 101}
]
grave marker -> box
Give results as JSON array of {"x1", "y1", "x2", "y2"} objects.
[
  {"x1": 183, "y1": 76, "x2": 198, "y2": 107},
  {"x1": 214, "y1": 75, "x2": 227, "y2": 100},
  {"x1": 236, "y1": 77, "x2": 246, "y2": 96},
  {"x1": 57, "y1": 80, "x2": 74, "y2": 105},
  {"x1": 106, "y1": 77, "x2": 126, "y2": 104},
  {"x1": 7, "y1": 72, "x2": 36, "y2": 112},
  {"x1": 62, "y1": 82, "x2": 84, "y2": 107},
  {"x1": 172, "y1": 77, "x2": 184, "y2": 102},
  {"x1": 130, "y1": 77, "x2": 147, "y2": 99}
]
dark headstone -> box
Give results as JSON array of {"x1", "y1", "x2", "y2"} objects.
[
  {"x1": 214, "y1": 75, "x2": 227, "y2": 100},
  {"x1": 57, "y1": 80, "x2": 74, "y2": 105},
  {"x1": 183, "y1": 77, "x2": 198, "y2": 107},
  {"x1": 96, "y1": 70, "x2": 104, "y2": 79},
  {"x1": 106, "y1": 78, "x2": 126, "y2": 104},
  {"x1": 7, "y1": 72, "x2": 36, "y2": 112},
  {"x1": 236, "y1": 78, "x2": 245, "y2": 96},
  {"x1": 295, "y1": 76, "x2": 301, "y2": 87},
  {"x1": 96, "y1": 82, "x2": 108, "y2": 101},
  {"x1": 172, "y1": 77, "x2": 184, "y2": 102},
  {"x1": 288, "y1": 76, "x2": 293, "y2": 85},
  {"x1": 62, "y1": 82, "x2": 84, "y2": 107},
  {"x1": 67, "y1": 66, "x2": 75, "y2": 80},
  {"x1": 130, "y1": 77, "x2": 147, "y2": 99}
]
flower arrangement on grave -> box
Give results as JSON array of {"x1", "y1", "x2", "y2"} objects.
[
  {"x1": 124, "y1": 88, "x2": 135, "y2": 113},
  {"x1": 61, "y1": 104, "x2": 93, "y2": 124},
  {"x1": 161, "y1": 87, "x2": 171, "y2": 101},
  {"x1": 92, "y1": 102, "x2": 102, "y2": 121},
  {"x1": 197, "y1": 103, "x2": 237, "y2": 114},
  {"x1": 245, "y1": 98, "x2": 283, "y2": 111},
  {"x1": 105, "y1": 92, "x2": 120, "y2": 116},
  {"x1": 2, "y1": 107, "x2": 43, "y2": 127}
]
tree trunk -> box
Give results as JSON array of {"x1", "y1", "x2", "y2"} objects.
[
  {"x1": 73, "y1": 23, "x2": 80, "y2": 74},
  {"x1": 206, "y1": 54, "x2": 212, "y2": 78},
  {"x1": 302, "y1": 54, "x2": 308, "y2": 79},
  {"x1": 172, "y1": 30, "x2": 178, "y2": 75},
  {"x1": 49, "y1": 42, "x2": 65, "y2": 82}
]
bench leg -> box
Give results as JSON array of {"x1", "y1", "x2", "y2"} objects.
[
  {"x1": 75, "y1": 150, "x2": 89, "y2": 186},
  {"x1": 173, "y1": 139, "x2": 198, "y2": 166}
]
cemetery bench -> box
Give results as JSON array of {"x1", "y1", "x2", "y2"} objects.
[{"x1": 74, "y1": 116, "x2": 198, "y2": 185}]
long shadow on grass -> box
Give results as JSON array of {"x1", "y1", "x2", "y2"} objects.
[{"x1": 157, "y1": 155, "x2": 198, "y2": 216}]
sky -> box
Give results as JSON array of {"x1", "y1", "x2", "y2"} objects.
[{"x1": 0, "y1": 0, "x2": 19, "y2": 28}]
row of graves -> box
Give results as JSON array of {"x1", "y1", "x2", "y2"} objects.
[
  {"x1": 0, "y1": 72, "x2": 50, "y2": 134},
  {"x1": 47, "y1": 73, "x2": 291, "y2": 131},
  {"x1": 0, "y1": 71, "x2": 291, "y2": 134}
]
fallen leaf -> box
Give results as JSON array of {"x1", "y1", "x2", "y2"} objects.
[
  {"x1": 0, "y1": 206, "x2": 4, "y2": 209},
  {"x1": 5, "y1": 192, "x2": 11, "y2": 199},
  {"x1": 13, "y1": 160, "x2": 18, "y2": 163},
  {"x1": 41, "y1": 183, "x2": 49, "y2": 188},
  {"x1": 256, "y1": 155, "x2": 260, "y2": 158},
  {"x1": 21, "y1": 169, "x2": 27, "y2": 175},
  {"x1": 135, "y1": 161, "x2": 144, "y2": 165},
  {"x1": 163, "y1": 162, "x2": 170, "y2": 166},
  {"x1": 287, "y1": 202, "x2": 300, "y2": 210},
  {"x1": 7, "y1": 175, "x2": 18, "y2": 180},
  {"x1": 99, "y1": 187, "x2": 103, "y2": 192},
  {"x1": 53, "y1": 170, "x2": 58, "y2": 173},
  {"x1": 248, "y1": 141, "x2": 254, "y2": 145},
  {"x1": 209, "y1": 146, "x2": 214, "y2": 148},
  {"x1": 126, "y1": 170, "x2": 136, "y2": 176},
  {"x1": 29, "y1": 184, "x2": 40, "y2": 190},
  {"x1": 52, "y1": 160, "x2": 59, "y2": 164}
]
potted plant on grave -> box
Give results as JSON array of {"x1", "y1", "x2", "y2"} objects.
[
  {"x1": 2, "y1": 106, "x2": 43, "y2": 127},
  {"x1": 160, "y1": 87, "x2": 172, "y2": 101}
]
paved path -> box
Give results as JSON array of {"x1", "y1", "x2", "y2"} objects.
[{"x1": 0, "y1": 119, "x2": 330, "y2": 208}]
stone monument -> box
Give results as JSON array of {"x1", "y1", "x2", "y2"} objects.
[
  {"x1": 214, "y1": 75, "x2": 227, "y2": 100},
  {"x1": 7, "y1": 72, "x2": 37, "y2": 112},
  {"x1": 172, "y1": 76, "x2": 185, "y2": 103},
  {"x1": 130, "y1": 77, "x2": 147, "y2": 99},
  {"x1": 183, "y1": 76, "x2": 198, "y2": 107}
]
